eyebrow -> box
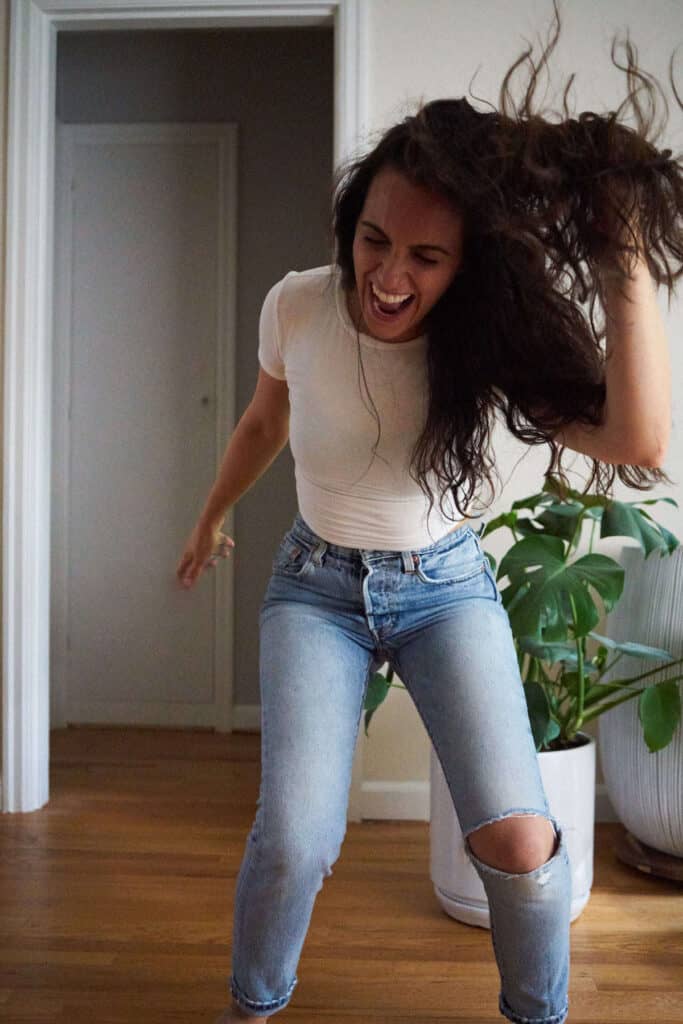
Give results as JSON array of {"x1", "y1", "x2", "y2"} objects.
[{"x1": 360, "y1": 220, "x2": 453, "y2": 256}]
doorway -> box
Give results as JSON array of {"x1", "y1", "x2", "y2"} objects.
[
  {"x1": 2, "y1": 0, "x2": 365, "y2": 812},
  {"x1": 51, "y1": 25, "x2": 333, "y2": 731}
]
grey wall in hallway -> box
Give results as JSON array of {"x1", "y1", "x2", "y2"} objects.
[{"x1": 56, "y1": 26, "x2": 334, "y2": 710}]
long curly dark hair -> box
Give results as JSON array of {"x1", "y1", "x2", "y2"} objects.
[{"x1": 328, "y1": 0, "x2": 682, "y2": 524}]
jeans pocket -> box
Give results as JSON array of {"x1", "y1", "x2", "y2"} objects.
[
  {"x1": 482, "y1": 560, "x2": 504, "y2": 603},
  {"x1": 472, "y1": 531, "x2": 504, "y2": 604},
  {"x1": 413, "y1": 529, "x2": 487, "y2": 585},
  {"x1": 272, "y1": 536, "x2": 315, "y2": 577}
]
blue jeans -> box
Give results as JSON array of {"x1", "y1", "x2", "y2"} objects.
[{"x1": 229, "y1": 513, "x2": 571, "y2": 1022}]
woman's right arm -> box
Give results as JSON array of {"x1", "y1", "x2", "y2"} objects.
[
  {"x1": 176, "y1": 367, "x2": 290, "y2": 587},
  {"x1": 199, "y1": 367, "x2": 290, "y2": 526}
]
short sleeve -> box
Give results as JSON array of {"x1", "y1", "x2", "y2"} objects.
[{"x1": 257, "y1": 277, "x2": 287, "y2": 381}]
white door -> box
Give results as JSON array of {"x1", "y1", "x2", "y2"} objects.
[{"x1": 51, "y1": 122, "x2": 238, "y2": 729}]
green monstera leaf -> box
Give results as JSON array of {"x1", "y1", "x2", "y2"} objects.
[
  {"x1": 479, "y1": 511, "x2": 518, "y2": 537},
  {"x1": 524, "y1": 680, "x2": 561, "y2": 750},
  {"x1": 587, "y1": 632, "x2": 675, "y2": 662},
  {"x1": 511, "y1": 491, "x2": 556, "y2": 512},
  {"x1": 480, "y1": 508, "x2": 546, "y2": 541},
  {"x1": 363, "y1": 669, "x2": 393, "y2": 736},
  {"x1": 601, "y1": 499, "x2": 680, "y2": 556},
  {"x1": 639, "y1": 682, "x2": 682, "y2": 753},
  {"x1": 535, "y1": 500, "x2": 586, "y2": 543},
  {"x1": 517, "y1": 636, "x2": 579, "y2": 666},
  {"x1": 498, "y1": 535, "x2": 624, "y2": 642},
  {"x1": 542, "y1": 474, "x2": 607, "y2": 509}
]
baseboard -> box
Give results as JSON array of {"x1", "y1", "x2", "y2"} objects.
[
  {"x1": 360, "y1": 780, "x2": 431, "y2": 821},
  {"x1": 231, "y1": 703, "x2": 261, "y2": 731},
  {"x1": 360, "y1": 780, "x2": 619, "y2": 823}
]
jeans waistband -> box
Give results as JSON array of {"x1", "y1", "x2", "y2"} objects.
[{"x1": 288, "y1": 512, "x2": 477, "y2": 566}]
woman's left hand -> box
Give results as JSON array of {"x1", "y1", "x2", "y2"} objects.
[{"x1": 593, "y1": 185, "x2": 644, "y2": 276}]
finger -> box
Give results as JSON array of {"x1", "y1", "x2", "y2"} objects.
[{"x1": 181, "y1": 561, "x2": 198, "y2": 586}]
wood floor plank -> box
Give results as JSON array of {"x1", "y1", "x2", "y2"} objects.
[{"x1": 0, "y1": 726, "x2": 681, "y2": 1023}]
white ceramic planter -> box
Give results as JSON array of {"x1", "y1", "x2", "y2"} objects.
[
  {"x1": 430, "y1": 732, "x2": 595, "y2": 928},
  {"x1": 600, "y1": 544, "x2": 683, "y2": 857}
]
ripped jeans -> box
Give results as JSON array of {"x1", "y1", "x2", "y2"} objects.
[{"x1": 229, "y1": 513, "x2": 571, "y2": 1023}]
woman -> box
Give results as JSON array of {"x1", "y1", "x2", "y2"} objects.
[{"x1": 176, "y1": 7, "x2": 681, "y2": 1022}]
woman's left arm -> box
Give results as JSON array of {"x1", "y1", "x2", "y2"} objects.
[{"x1": 551, "y1": 244, "x2": 672, "y2": 468}]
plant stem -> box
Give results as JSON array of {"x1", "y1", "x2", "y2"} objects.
[
  {"x1": 580, "y1": 685, "x2": 648, "y2": 722},
  {"x1": 557, "y1": 700, "x2": 575, "y2": 737},
  {"x1": 614, "y1": 657, "x2": 683, "y2": 687},
  {"x1": 581, "y1": 666, "x2": 683, "y2": 716},
  {"x1": 581, "y1": 672, "x2": 683, "y2": 723},
  {"x1": 567, "y1": 513, "x2": 584, "y2": 558},
  {"x1": 601, "y1": 652, "x2": 625, "y2": 677},
  {"x1": 569, "y1": 593, "x2": 586, "y2": 730},
  {"x1": 584, "y1": 678, "x2": 655, "y2": 702}
]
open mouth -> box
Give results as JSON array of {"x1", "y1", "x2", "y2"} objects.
[{"x1": 369, "y1": 284, "x2": 415, "y2": 321}]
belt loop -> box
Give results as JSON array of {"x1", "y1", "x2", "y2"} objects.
[
  {"x1": 401, "y1": 549, "x2": 418, "y2": 573},
  {"x1": 311, "y1": 538, "x2": 328, "y2": 567}
]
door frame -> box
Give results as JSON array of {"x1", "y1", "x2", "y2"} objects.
[{"x1": 3, "y1": 0, "x2": 367, "y2": 812}]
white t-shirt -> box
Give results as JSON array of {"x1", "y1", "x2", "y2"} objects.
[{"x1": 258, "y1": 263, "x2": 469, "y2": 549}]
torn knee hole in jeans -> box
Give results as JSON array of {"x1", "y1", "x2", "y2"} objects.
[{"x1": 464, "y1": 811, "x2": 561, "y2": 879}]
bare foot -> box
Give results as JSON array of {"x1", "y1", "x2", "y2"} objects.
[{"x1": 213, "y1": 1001, "x2": 268, "y2": 1023}]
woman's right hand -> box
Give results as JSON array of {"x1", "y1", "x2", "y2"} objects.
[{"x1": 176, "y1": 517, "x2": 235, "y2": 590}]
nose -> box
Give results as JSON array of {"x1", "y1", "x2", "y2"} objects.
[{"x1": 376, "y1": 251, "x2": 411, "y2": 291}]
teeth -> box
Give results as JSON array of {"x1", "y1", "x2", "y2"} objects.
[{"x1": 371, "y1": 281, "x2": 413, "y2": 305}]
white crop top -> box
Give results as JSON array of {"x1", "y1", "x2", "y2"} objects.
[{"x1": 257, "y1": 263, "x2": 470, "y2": 549}]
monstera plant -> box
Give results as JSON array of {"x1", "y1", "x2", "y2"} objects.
[{"x1": 363, "y1": 473, "x2": 683, "y2": 754}]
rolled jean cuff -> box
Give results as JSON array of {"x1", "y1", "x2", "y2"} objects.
[
  {"x1": 500, "y1": 991, "x2": 569, "y2": 1022},
  {"x1": 229, "y1": 973, "x2": 298, "y2": 1017}
]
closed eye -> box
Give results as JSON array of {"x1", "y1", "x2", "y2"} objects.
[{"x1": 362, "y1": 236, "x2": 438, "y2": 265}]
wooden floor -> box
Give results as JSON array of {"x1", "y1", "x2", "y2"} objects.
[{"x1": 1, "y1": 727, "x2": 681, "y2": 1024}]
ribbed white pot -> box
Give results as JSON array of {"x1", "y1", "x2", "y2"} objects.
[
  {"x1": 430, "y1": 732, "x2": 595, "y2": 928},
  {"x1": 599, "y1": 544, "x2": 683, "y2": 857}
]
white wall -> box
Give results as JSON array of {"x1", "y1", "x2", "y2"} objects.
[{"x1": 360, "y1": 0, "x2": 683, "y2": 805}]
